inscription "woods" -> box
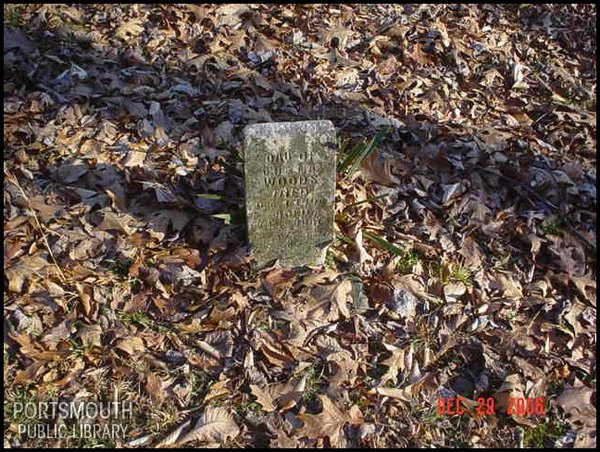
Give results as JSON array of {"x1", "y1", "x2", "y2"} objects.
[{"x1": 262, "y1": 174, "x2": 319, "y2": 187}]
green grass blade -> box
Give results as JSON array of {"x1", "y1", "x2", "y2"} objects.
[
  {"x1": 211, "y1": 213, "x2": 231, "y2": 224},
  {"x1": 337, "y1": 141, "x2": 365, "y2": 174},
  {"x1": 363, "y1": 230, "x2": 404, "y2": 255},
  {"x1": 345, "y1": 125, "x2": 391, "y2": 177},
  {"x1": 338, "y1": 138, "x2": 350, "y2": 157},
  {"x1": 197, "y1": 193, "x2": 226, "y2": 200},
  {"x1": 347, "y1": 193, "x2": 388, "y2": 207},
  {"x1": 335, "y1": 232, "x2": 355, "y2": 246}
]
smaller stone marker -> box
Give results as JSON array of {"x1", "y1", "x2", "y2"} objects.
[{"x1": 244, "y1": 121, "x2": 337, "y2": 267}]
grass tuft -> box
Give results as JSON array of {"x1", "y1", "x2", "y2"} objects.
[
  {"x1": 430, "y1": 260, "x2": 472, "y2": 285},
  {"x1": 397, "y1": 250, "x2": 421, "y2": 274},
  {"x1": 3, "y1": 5, "x2": 25, "y2": 28},
  {"x1": 523, "y1": 420, "x2": 566, "y2": 448},
  {"x1": 303, "y1": 363, "x2": 326, "y2": 403},
  {"x1": 541, "y1": 217, "x2": 563, "y2": 236}
]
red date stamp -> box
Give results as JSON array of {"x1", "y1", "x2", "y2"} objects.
[{"x1": 437, "y1": 397, "x2": 546, "y2": 416}]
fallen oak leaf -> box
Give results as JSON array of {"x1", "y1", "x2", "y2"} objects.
[
  {"x1": 574, "y1": 427, "x2": 596, "y2": 448},
  {"x1": 5, "y1": 253, "x2": 53, "y2": 293},
  {"x1": 204, "y1": 330, "x2": 234, "y2": 359},
  {"x1": 307, "y1": 279, "x2": 353, "y2": 321},
  {"x1": 13, "y1": 361, "x2": 46, "y2": 385},
  {"x1": 249, "y1": 384, "x2": 276, "y2": 412},
  {"x1": 296, "y1": 269, "x2": 340, "y2": 288},
  {"x1": 178, "y1": 406, "x2": 240, "y2": 446},
  {"x1": 555, "y1": 378, "x2": 596, "y2": 428},
  {"x1": 296, "y1": 395, "x2": 363, "y2": 447},
  {"x1": 443, "y1": 281, "x2": 467, "y2": 303},
  {"x1": 40, "y1": 319, "x2": 72, "y2": 351},
  {"x1": 260, "y1": 340, "x2": 297, "y2": 368},
  {"x1": 370, "y1": 372, "x2": 438, "y2": 403},
  {"x1": 379, "y1": 344, "x2": 406, "y2": 386}
]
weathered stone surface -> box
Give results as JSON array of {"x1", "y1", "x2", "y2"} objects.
[{"x1": 244, "y1": 121, "x2": 336, "y2": 267}]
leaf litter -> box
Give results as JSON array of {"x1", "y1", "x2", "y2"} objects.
[{"x1": 3, "y1": 4, "x2": 596, "y2": 449}]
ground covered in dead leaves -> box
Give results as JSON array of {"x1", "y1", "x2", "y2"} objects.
[{"x1": 3, "y1": 4, "x2": 596, "y2": 448}]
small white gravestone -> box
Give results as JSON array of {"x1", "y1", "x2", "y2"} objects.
[{"x1": 244, "y1": 121, "x2": 337, "y2": 267}]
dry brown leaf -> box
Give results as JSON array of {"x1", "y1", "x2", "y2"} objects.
[
  {"x1": 96, "y1": 211, "x2": 134, "y2": 235},
  {"x1": 76, "y1": 324, "x2": 102, "y2": 348},
  {"x1": 2, "y1": 4, "x2": 597, "y2": 449},
  {"x1": 178, "y1": 406, "x2": 240, "y2": 446},
  {"x1": 263, "y1": 267, "x2": 296, "y2": 298},
  {"x1": 203, "y1": 379, "x2": 230, "y2": 404},
  {"x1": 555, "y1": 379, "x2": 596, "y2": 428},
  {"x1": 250, "y1": 384, "x2": 276, "y2": 412},
  {"x1": 122, "y1": 150, "x2": 147, "y2": 167},
  {"x1": 115, "y1": 336, "x2": 145, "y2": 355},
  {"x1": 275, "y1": 374, "x2": 307, "y2": 411},
  {"x1": 355, "y1": 229, "x2": 373, "y2": 266},
  {"x1": 296, "y1": 395, "x2": 362, "y2": 447},
  {"x1": 308, "y1": 279, "x2": 353, "y2": 321},
  {"x1": 115, "y1": 19, "x2": 145, "y2": 40},
  {"x1": 380, "y1": 345, "x2": 406, "y2": 386},
  {"x1": 5, "y1": 254, "x2": 51, "y2": 293},
  {"x1": 493, "y1": 374, "x2": 536, "y2": 427},
  {"x1": 370, "y1": 386, "x2": 411, "y2": 402},
  {"x1": 444, "y1": 281, "x2": 467, "y2": 303},
  {"x1": 156, "y1": 419, "x2": 191, "y2": 448},
  {"x1": 146, "y1": 372, "x2": 166, "y2": 405}
]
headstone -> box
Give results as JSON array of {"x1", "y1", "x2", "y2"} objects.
[{"x1": 244, "y1": 121, "x2": 337, "y2": 267}]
